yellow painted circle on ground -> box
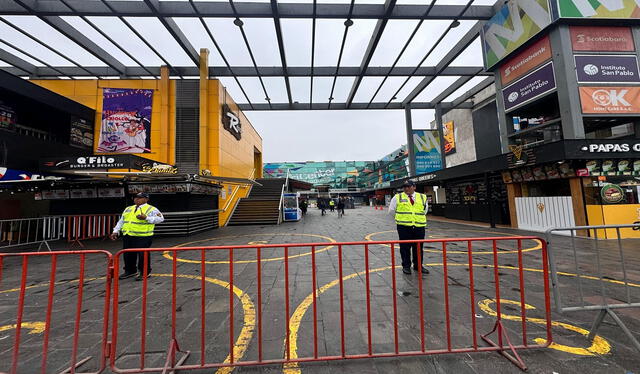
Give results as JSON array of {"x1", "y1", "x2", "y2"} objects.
[
  {"x1": 0, "y1": 274, "x2": 254, "y2": 374},
  {"x1": 283, "y1": 263, "x2": 618, "y2": 373},
  {"x1": 164, "y1": 233, "x2": 337, "y2": 265},
  {"x1": 364, "y1": 229, "x2": 541, "y2": 254}
]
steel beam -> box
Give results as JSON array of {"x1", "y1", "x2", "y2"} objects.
[
  {"x1": 345, "y1": 0, "x2": 396, "y2": 107},
  {"x1": 2, "y1": 1, "x2": 495, "y2": 20},
  {"x1": 402, "y1": 21, "x2": 484, "y2": 105},
  {"x1": 450, "y1": 76, "x2": 494, "y2": 108},
  {"x1": 11, "y1": 1, "x2": 127, "y2": 75},
  {"x1": 0, "y1": 48, "x2": 36, "y2": 75},
  {"x1": 239, "y1": 101, "x2": 472, "y2": 111},
  {"x1": 430, "y1": 75, "x2": 476, "y2": 104},
  {"x1": 143, "y1": 0, "x2": 200, "y2": 66},
  {"x1": 270, "y1": 0, "x2": 293, "y2": 105}
]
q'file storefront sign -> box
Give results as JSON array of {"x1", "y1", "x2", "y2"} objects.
[{"x1": 575, "y1": 55, "x2": 640, "y2": 84}]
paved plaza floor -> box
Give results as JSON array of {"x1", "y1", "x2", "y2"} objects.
[{"x1": 1, "y1": 207, "x2": 639, "y2": 374}]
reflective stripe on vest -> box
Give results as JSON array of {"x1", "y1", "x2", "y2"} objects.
[
  {"x1": 122, "y1": 204, "x2": 156, "y2": 237},
  {"x1": 395, "y1": 192, "x2": 427, "y2": 227}
]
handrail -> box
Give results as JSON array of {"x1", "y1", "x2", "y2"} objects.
[{"x1": 221, "y1": 168, "x2": 256, "y2": 213}]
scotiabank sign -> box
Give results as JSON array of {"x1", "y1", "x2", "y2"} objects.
[
  {"x1": 570, "y1": 26, "x2": 635, "y2": 52},
  {"x1": 500, "y1": 36, "x2": 552, "y2": 85},
  {"x1": 579, "y1": 87, "x2": 640, "y2": 114}
]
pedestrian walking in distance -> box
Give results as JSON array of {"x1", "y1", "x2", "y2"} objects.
[
  {"x1": 337, "y1": 196, "x2": 346, "y2": 216},
  {"x1": 388, "y1": 180, "x2": 429, "y2": 275},
  {"x1": 110, "y1": 192, "x2": 164, "y2": 281}
]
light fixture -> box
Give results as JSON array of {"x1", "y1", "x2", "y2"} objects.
[
  {"x1": 451, "y1": 20, "x2": 460, "y2": 28},
  {"x1": 234, "y1": 18, "x2": 244, "y2": 27},
  {"x1": 344, "y1": 19, "x2": 353, "y2": 27}
]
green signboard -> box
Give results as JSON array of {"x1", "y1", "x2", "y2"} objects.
[
  {"x1": 482, "y1": 0, "x2": 553, "y2": 70},
  {"x1": 558, "y1": 0, "x2": 640, "y2": 19}
]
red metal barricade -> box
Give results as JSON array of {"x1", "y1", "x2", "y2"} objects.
[
  {"x1": 0, "y1": 250, "x2": 113, "y2": 374},
  {"x1": 65, "y1": 214, "x2": 120, "y2": 247},
  {"x1": 109, "y1": 236, "x2": 552, "y2": 373}
]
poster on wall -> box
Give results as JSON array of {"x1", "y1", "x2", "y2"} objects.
[
  {"x1": 579, "y1": 87, "x2": 640, "y2": 114},
  {"x1": 443, "y1": 121, "x2": 456, "y2": 155},
  {"x1": 575, "y1": 55, "x2": 640, "y2": 84},
  {"x1": 570, "y1": 26, "x2": 635, "y2": 51},
  {"x1": 412, "y1": 130, "x2": 442, "y2": 175},
  {"x1": 482, "y1": 0, "x2": 552, "y2": 69},
  {"x1": 69, "y1": 116, "x2": 94, "y2": 150},
  {"x1": 557, "y1": 0, "x2": 640, "y2": 19},
  {"x1": 0, "y1": 102, "x2": 17, "y2": 132},
  {"x1": 97, "y1": 88, "x2": 153, "y2": 154},
  {"x1": 499, "y1": 35, "x2": 552, "y2": 85},
  {"x1": 503, "y1": 62, "x2": 557, "y2": 112}
]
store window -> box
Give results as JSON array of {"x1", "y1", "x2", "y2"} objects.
[
  {"x1": 585, "y1": 119, "x2": 637, "y2": 140},
  {"x1": 583, "y1": 177, "x2": 640, "y2": 205},
  {"x1": 523, "y1": 179, "x2": 571, "y2": 197}
]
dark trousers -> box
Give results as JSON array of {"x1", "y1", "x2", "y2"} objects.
[
  {"x1": 122, "y1": 235, "x2": 153, "y2": 274},
  {"x1": 397, "y1": 225, "x2": 426, "y2": 269}
]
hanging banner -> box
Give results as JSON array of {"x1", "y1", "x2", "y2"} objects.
[
  {"x1": 570, "y1": 26, "x2": 635, "y2": 52},
  {"x1": 97, "y1": 88, "x2": 153, "y2": 154},
  {"x1": 482, "y1": 0, "x2": 553, "y2": 70},
  {"x1": 558, "y1": 0, "x2": 640, "y2": 19},
  {"x1": 443, "y1": 121, "x2": 456, "y2": 155},
  {"x1": 579, "y1": 86, "x2": 640, "y2": 114},
  {"x1": 499, "y1": 35, "x2": 552, "y2": 85},
  {"x1": 503, "y1": 62, "x2": 557, "y2": 112},
  {"x1": 412, "y1": 130, "x2": 442, "y2": 175},
  {"x1": 575, "y1": 55, "x2": 640, "y2": 83}
]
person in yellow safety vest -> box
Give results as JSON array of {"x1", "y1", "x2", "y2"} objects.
[
  {"x1": 388, "y1": 180, "x2": 429, "y2": 276},
  {"x1": 329, "y1": 199, "x2": 335, "y2": 212},
  {"x1": 110, "y1": 192, "x2": 164, "y2": 281}
]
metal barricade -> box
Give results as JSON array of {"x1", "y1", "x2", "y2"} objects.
[
  {"x1": 63, "y1": 214, "x2": 120, "y2": 247},
  {"x1": 110, "y1": 236, "x2": 551, "y2": 373},
  {"x1": 0, "y1": 250, "x2": 113, "y2": 374},
  {"x1": 0, "y1": 217, "x2": 64, "y2": 251},
  {"x1": 546, "y1": 224, "x2": 640, "y2": 353}
]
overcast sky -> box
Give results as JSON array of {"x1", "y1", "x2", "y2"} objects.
[{"x1": 0, "y1": 0, "x2": 495, "y2": 163}]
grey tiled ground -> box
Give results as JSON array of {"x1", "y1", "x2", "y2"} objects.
[{"x1": 1, "y1": 206, "x2": 639, "y2": 373}]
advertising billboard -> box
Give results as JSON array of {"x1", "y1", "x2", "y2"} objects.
[
  {"x1": 482, "y1": 0, "x2": 552, "y2": 70},
  {"x1": 558, "y1": 0, "x2": 640, "y2": 19},
  {"x1": 443, "y1": 121, "x2": 456, "y2": 155},
  {"x1": 97, "y1": 88, "x2": 153, "y2": 154},
  {"x1": 503, "y1": 62, "x2": 557, "y2": 112},
  {"x1": 575, "y1": 55, "x2": 640, "y2": 84},
  {"x1": 499, "y1": 35, "x2": 552, "y2": 85},
  {"x1": 570, "y1": 26, "x2": 635, "y2": 52},
  {"x1": 579, "y1": 87, "x2": 640, "y2": 114},
  {"x1": 412, "y1": 130, "x2": 442, "y2": 175}
]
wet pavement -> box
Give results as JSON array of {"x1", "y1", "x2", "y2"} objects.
[{"x1": 1, "y1": 206, "x2": 639, "y2": 374}]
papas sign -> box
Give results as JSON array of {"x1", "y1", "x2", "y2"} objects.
[
  {"x1": 221, "y1": 104, "x2": 242, "y2": 140},
  {"x1": 581, "y1": 143, "x2": 640, "y2": 153}
]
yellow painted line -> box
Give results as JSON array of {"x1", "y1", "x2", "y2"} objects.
[
  {"x1": 365, "y1": 230, "x2": 542, "y2": 254},
  {"x1": 0, "y1": 274, "x2": 254, "y2": 374},
  {"x1": 164, "y1": 233, "x2": 337, "y2": 264},
  {"x1": 478, "y1": 298, "x2": 610, "y2": 356},
  {"x1": 0, "y1": 322, "x2": 46, "y2": 335},
  {"x1": 284, "y1": 262, "x2": 626, "y2": 373}
]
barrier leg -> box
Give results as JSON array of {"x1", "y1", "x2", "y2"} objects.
[
  {"x1": 587, "y1": 309, "x2": 607, "y2": 341},
  {"x1": 160, "y1": 339, "x2": 190, "y2": 374},
  {"x1": 605, "y1": 309, "x2": 640, "y2": 353},
  {"x1": 56, "y1": 357, "x2": 92, "y2": 374},
  {"x1": 481, "y1": 321, "x2": 527, "y2": 371}
]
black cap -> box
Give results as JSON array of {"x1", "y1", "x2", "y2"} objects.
[
  {"x1": 402, "y1": 180, "x2": 416, "y2": 187},
  {"x1": 134, "y1": 192, "x2": 150, "y2": 198}
]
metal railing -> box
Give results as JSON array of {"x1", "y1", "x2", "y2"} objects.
[
  {"x1": 546, "y1": 224, "x2": 640, "y2": 352},
  {"x1": 0, "y1": 217, "x2": 64, "y2": 251},
  {"x1": 278, "y1": 169, "x2": 290, "y2": 225}
]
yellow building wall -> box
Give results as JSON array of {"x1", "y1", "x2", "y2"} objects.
[
  {"x1": 206, "y1": 79, "x2": 263, "y2": 226},
  {"x1": 30, "y1": 76, "x2": 262, "y2": 228},
  {"x1": 30, "y1": 78, "x2": 175, "y2": 165}
]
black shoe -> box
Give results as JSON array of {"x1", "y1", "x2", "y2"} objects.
[
  {"x1": 413, "y1": 266, "x2": 430, "y2": 274},
  {"x1": 402, "y1": 267, "x2": 411, "y2": 275},
  {"x1": 118, "y1": 272, "x2": 136, "y2": 280},
  {"x1": 135, "y1": 272, "x2": 151, "y2": 281}
]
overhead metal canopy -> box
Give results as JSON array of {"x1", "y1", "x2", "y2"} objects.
[{"x1": 0, "y1": 0, "x2": 498, "y2": 111}]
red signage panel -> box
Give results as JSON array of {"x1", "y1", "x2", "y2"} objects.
[{"x1": 570, "y1": 26, "x2": 635, "y2": 52}]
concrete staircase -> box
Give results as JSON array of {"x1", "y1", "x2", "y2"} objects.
[{"x1": 227, "y1": 178, "x2": 286, "y2": 226}]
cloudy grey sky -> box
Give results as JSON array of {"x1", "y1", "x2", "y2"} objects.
[{"x1": 0, "y1": 0, "x2": 495, "y2": 163}]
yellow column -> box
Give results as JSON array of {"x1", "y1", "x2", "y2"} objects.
[
  {"x1": 199, "y1": 49, "x2": 209, "y2": 171},
  {"x1": 160, "y1": 66, "x2": 170, "y2": 164}
]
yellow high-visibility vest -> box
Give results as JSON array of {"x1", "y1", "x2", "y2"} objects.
[
  {"x1": 121, "y1": 204, "x2": 156, "y2": 237},
  {"x1": 394, "y1": 192, "x2": 427, "y2": 227}
]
